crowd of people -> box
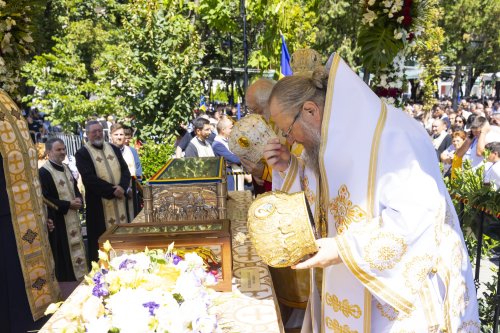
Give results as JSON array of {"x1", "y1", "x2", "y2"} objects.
[{"x1": 406, "y1": 99, "x2": 500, "y2": 187}]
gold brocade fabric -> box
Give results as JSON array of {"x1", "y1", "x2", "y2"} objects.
[
  {"x1": 42, "y1": 161, "x2": 88, "y2": 279},
  {"x1": 84, "y1": 142, "x2": 132, "y2": 227},
  {"x1": 0, "y1": 90, "x2": 60, "y2": 320},
  {"x1": 229, "y1": 114, "x2": 278, "y2": 164},
  {"x1": 247, "y1": 191, "x2": 318, "y2": 268}
]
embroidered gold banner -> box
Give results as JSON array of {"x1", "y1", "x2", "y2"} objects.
[{"x1": 0, "y1": 91, "x2": 60, "y2": 320}]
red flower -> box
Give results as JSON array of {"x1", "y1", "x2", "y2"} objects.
[
  {"x1": 407, "y1": 32, "x2": 415, "y2": 42},
  {"x1": 402, "y1": 15, "x2": 412, "y2": 27},
  {"x1": 375, "y1": 86, "x2": 402, "y2": 98},
  {"x1": 388, "y1": 88, "x2": 401, "y2": 98},
  {"x1": 375, "y1": 87, "x2": 388, "y2": 97}
]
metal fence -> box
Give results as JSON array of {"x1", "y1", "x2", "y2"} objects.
[{"x1": 48, "y1": 133, "x2": 84, "y2": 157}]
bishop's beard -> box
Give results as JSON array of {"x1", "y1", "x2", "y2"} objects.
[{"x1": 302, "y1": 128, "x2": 321, "y2": 176}]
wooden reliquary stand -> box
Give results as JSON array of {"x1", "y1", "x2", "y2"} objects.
[{"x1": 99, "y1": 157, "x2": 232, "y2": 291}]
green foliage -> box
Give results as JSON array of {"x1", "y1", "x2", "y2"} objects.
[
  {"x1": 245, "y1": 0, "x2": 318, "y2": 72},
  {"x1": 109, "y1": 0, "x2": 207, "y2": 140},
  {"x1": 477, "y1": 272, "x2": 499, "y2": 332},
  {"x1": 414, "y1": 3, "x2": 443, "y2": 112},
  {"x1": 441, "y1": 0, "x2": 500, "y2": 101},
  {"x1": 358, "y1": 20, "x2": 403, "y2": 73},
  {"x1": 138, "y1": 140, "x2": 175, "y2": 180},
  {"x1": 449, "y1": 161, "x2": 500, "y2": 227},
  {"x1": 445, "y1": 160, "x2": 500, "y2": 329},
  {"x1": 0, "y1": 0, "x2": 45, "y2": 98},
  {"x1": 22, "y1": 0, "x2": 207, "y2": 140},
  {"x1": 312, "y1": 0, "x2": 361, "y2": 69}
]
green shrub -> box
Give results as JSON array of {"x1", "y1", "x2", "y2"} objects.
[{"x1": 138, "y1": 140, "x2": 175, "y2": 180}]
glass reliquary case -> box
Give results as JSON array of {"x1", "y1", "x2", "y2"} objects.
[
  {"x1": 144, "y1": 157, "x2": 227, "y2": 223},
  {"x1": 98, "y1": 219, "x2": 232, "y2": 292}
]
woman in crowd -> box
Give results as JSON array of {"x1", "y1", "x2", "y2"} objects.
[
  {"x1": 455, "y1": 116, "x2": 488, "y2": 169},
  {"x1": 440, "y1": 130, "x2": 466, "y2": 178},
  {"x1": 452, "y1": 115, "x2": 467, "y2": 131}
]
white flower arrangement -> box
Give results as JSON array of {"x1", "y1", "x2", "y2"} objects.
[
  {"x1": 45, "y1": 241, "x2": 221, "y2": 333},
  {"x1": 359, "y1": 0, "x2": 428, "y2": 106}
]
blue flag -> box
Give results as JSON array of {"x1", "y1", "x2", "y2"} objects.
[
  {"x1": 199, "y1": 95, "x2": 207, "y2": 112},
  {"x1": 237, "y1": 103, "x2": 241, "y2": 120},
  {"x1": 280, "y1": 34, "x2": 293, "y2": 78}
]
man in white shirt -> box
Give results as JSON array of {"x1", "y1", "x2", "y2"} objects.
[
  {"x1": 484, "y1": 142, "x2": 500, "y2": 190},
  {"x1": 486, "y1": 111, "x2": 500, "y2": 143},
  {"x1": 184, "y1": 117, "x2": 215, "y2": 158}
]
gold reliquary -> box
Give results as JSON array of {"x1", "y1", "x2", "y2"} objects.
[
  {"x1": 99, "y1": 157, "x2": 232, "y2": 291},
  {"x1": 143, "y1": 157, "x2": 227, "y2": 223}
]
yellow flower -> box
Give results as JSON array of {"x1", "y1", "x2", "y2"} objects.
[
  {"x1": 156, "y1": 264, "x2": 180, "y2": 290},
  {"x1": 103, "y1": 240, "x2": 112, "y2": 252},
  {"x1": 98, "y1": 250, "x2": 109, "y2": 262}
]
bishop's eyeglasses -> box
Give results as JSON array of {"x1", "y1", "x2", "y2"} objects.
[{"x1": 282, "y1": 110, "x2": 302, "y2": 139}]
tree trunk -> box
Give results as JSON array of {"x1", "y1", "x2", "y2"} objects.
[
  {"x1": 409, "y1": 79, "x2": 419, "y2": 102},
  {"x1": 465, "y1": 67, "x2": 474, "y2": 97},
  {"x1": 452, "y1": 64, "x2": 461, "y2": 111}
]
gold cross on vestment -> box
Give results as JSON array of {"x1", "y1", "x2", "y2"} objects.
[
  {"x1": 95, "y1": 156, "x2": 103, "y2": 163},
  {"x1": 106, "y1": 154, "x2": 114, "y2": 161},
  {"x1": 58, "y1": 179, "x2": 65, "y2": 187},
  {"x1": 14, "y1": 183, "x2": 30, "y2": 203},
  {"x1": 10, "y1": 153, "x2": 23, "y2": 170},
  {"x1": 0, "y1": 122, "x2": 15, "y2": 142}
]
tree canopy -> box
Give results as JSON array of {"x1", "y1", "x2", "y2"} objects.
[{"x1": 0, "y1": 0, "x2": 497, "y2": 137}]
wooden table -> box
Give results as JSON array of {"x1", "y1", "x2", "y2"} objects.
[{"x1": 41, "y1": 191, "x2": 284, "y2": 333}]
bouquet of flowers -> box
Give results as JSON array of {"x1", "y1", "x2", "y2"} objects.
[
  {"x1": 45, "y1": 241, "x2": 222, "y2": 333},
  {"x1": 358, "y1": 0, "x2": 433, "y2": 106}
]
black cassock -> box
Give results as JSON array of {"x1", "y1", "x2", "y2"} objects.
[
  {"x1": 0, "y1": 155, "x2": 48, "y2": 332},
  {"x1": 39, "y1": 160, "x2": 83, "y2": 282},
  {"x1": 75, "y1": 144, "x2": 131, "y2": 263}
]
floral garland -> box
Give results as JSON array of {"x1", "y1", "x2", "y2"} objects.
[
  {"x1": 45, "y1": 242, "x2": 222, "y2": 333},
  {"x1": 359, "y1": 0, "x2": 427, "y2": 107}
]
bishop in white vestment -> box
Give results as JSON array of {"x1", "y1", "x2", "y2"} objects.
[{"x1": 264, "y1": 54, "x2": 480, "y2": 332}]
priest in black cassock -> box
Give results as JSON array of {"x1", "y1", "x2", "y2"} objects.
[
  {"x1": 0, "y1": 90, "x2": 60, "y2": 332},
  {"x1": 76, "y1": 120, "x2": 132, "y2": 263},
  {"x1": 40, "y1": 137, "x2": 88, "y2": 281}
]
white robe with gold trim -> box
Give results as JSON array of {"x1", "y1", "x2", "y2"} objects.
[{"x1": 273, "y1": 55, "x2": 479, "y2": 332}]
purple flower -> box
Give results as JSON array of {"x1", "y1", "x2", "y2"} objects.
[
  {"x1": 93, "y1": 271, "x2": 104, "y2": 284},
  {"x1": 142, "y1": 301, "x2": 160, "y2": 316},
  {"x1": 119, "y1": 258, "x2": 137, "y2": 270},
  {"x1": 172, "y1": 255, "x2": 181, "y2": 265},
  {"x1": 92, "y1": 283, "x2": 109, "y2": 297}
]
